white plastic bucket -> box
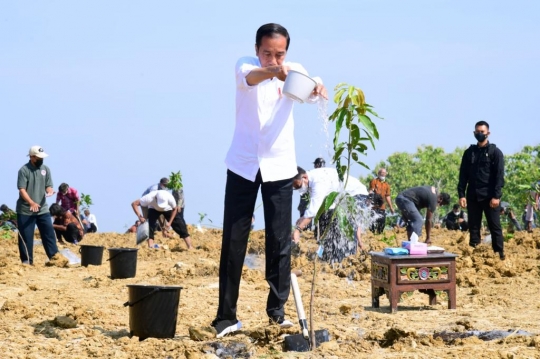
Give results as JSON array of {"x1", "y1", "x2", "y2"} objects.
[{"x1": 282, "y1": 70, "x2": 317, "y2": 103}]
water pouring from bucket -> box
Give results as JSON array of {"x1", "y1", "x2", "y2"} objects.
[{"x1": 282, "y1": 70, "x2": 318, "y2": 103}]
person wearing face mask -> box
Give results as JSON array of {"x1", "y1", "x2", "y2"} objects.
[
  {"x1": 292, "y1": 166, "x2": 368, "y2": 262},
  {"x1": 445, "y1": 204, "x2": 469, "y2": 231},
  {"x1": 458, "y1": 120, "x2": 505, "y2": 260},
  {"x1": 16, "y1": 146, "x2": 60, "y2": 265},
  {"x1": 368, "y1": 168, "x2": 395, "y2": 234}
]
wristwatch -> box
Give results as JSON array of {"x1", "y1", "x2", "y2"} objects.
[{"x1": 295, "y1": 225, "x2": 303, "y2": 232}]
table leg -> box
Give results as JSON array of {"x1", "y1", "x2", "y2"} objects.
[
  {"x1": 372, "y1": 284, "x2": 380, "y2": 308},
  {"x1": 447, "y1": 287, "x2": 456, "y2": 309},
  {"x1": 390, "y1": 289, "x2": 399, "y2": 313}
]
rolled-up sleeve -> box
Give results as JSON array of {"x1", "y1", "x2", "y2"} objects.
[{"x1": 236, "y1": 57, "x2": 259, "y2": 90}]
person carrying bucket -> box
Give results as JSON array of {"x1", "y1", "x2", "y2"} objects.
[
  {"x1": 131, "y1": 190, "x2": 192, "y2": 249},
  {"x1": 212, "y1": 23, "x2": 327, "y2": 338}
]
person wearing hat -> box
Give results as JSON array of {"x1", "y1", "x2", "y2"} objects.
[
  {"x1": 131, "y1": 190, "x2": 193, "y2": 249},
  {"x1": 16, "y1": 146, "x2": 59, "y2": 265}
]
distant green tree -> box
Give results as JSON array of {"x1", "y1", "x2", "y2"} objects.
[
  {"x1": 361, "y1": 145, "x2": 465, "y2": 221},
  {"x1": 361, "y1": 144, "x2": 540, "y2": 224},
  {"x1": 504, "y1": 145, "x2": 540, "y2": 213}
]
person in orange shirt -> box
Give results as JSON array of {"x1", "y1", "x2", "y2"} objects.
[{"x1": 368, "y1": 168, "x2": 395, "y2": 234}]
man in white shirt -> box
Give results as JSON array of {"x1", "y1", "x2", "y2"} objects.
[
  {"x1": 131, "y1": 190, "x2": 179, "y2": 249},
  {"x1": 141, "y1": 177, "x2": 171, "y2": 237},
  {"x1": 212, "y1": 23, "x2": 327, "y2": 338},
  {"x1": 293, "y1": 167, "x2": 368, "y2": 263},
  {"x1": 82, "y1": 209, "x2": 98, "y2": 233}
]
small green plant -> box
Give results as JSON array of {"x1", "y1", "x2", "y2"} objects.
[
  {"x1": 76, "y1": 193, "x2": 93, "y2": 210},
  {"x1": 308, "y1": 83, "x2": 381, "y2": 347},
  {"x1": 198, "y1": 212, "x2": 212, "y2": 225},
  {"x1": 167, "y1": 171, "x2": 183, "y2": 191},
  {"x1": 379, "y1": 232, "x2": 397, "y2": 246},
  {"x1": 1, "y1": 224, "x2": 13, "y2": 239},
  {"x1": 504, "y1": 233, "x2": 514, "y2": 242}
]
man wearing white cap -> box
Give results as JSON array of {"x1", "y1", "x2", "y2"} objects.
[
  {"x1": 131, "y1": 190, "x2": 192, "y2": 249},
  {"x1": 16, "y1": 146, "x2": 59, "y2": 265}
]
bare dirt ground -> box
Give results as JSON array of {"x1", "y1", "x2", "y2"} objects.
[{"x1": 1, "y1": 226, "x2": 540, "y2": 358}]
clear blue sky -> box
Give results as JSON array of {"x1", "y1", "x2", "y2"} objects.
[{"x1": 1, "y1": 1, "x2": 538, "y2": 232}]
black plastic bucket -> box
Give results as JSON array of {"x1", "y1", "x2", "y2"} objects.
[
  {"x1": 124, "y1": 285, "x2": 183, "y2": 340},
  {"x1": 79, "y1": 245, "x2": 104, "y2": 267},
  {"x1": 108, "y1": 248, "x2": 138, "y2": 279}
]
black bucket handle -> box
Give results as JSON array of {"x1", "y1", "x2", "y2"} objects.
[
  {"x1": 107, "y1": 250, "x2": 126, "y2": 262},
  {"x1": 123, "y1": 288, "x2": 160, "y2": 307}
]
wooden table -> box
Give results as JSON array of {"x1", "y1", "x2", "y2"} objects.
[{"x1": 370, "y1": 251, "x2": 457, "y2": 313}]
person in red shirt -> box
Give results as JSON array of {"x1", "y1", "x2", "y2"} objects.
[{"x1": 56, "y1": 183, "x2": 80, "y2": 215}]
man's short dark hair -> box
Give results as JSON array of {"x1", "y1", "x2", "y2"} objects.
[
  {"x1": 49, "y1": 203, "x2": 66, "y2": 217},
  {"x1": 256, "y1": 23, "x2": 290, "y2": 51},
  {"x1": 313, "y1": 157, "x2": 325, "y2": 168},
  {"x1": 59, "y1": 183, "x2": 69, "y2": 193},
  {"x1": 294, "y1": 166, "x2": 306, "y2": 181},
  {"x1": 452, "y1": 204, "x2": 460, "y2": 210},
  {"x1": 0, "y1": 204, "x2": 8, "y2": 212},
  {"x1": 475, "y1": 120, "x2": 490, "y2": 129},
  {"x1": 440, "y1": 193, "x2": 451, "y2": 206},
  {"x1": 160, "y1": 177, "x2": 169, "y2": 185}
]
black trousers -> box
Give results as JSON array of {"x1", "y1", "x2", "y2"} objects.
[
  {"x1": 217, "y1": 170, "x2": 292, "y2": 321},
  {"x1": 147, "y1": 208, "x2": 190, "y2": 239},
  {"x1": 55, "y1": 222, "x2": 82, "y2": 243},
  {"x1": 370, "y1": 208, "x2": 386, "y2": 234},
  {"x1": 467, "y1": 196, "x2": 504, "y2": 253}
]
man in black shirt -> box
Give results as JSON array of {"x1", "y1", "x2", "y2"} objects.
[
  {"x1": 458, "y1": 121, "x2": 505, "y2": 260},
  {"x1": 445, "y1": 204, "x2": 468, "y2": 231},
  {"x1": 395, "y1": 186, "x2": 450, "y2": 244}
]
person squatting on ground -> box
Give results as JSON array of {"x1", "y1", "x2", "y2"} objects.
[
  {"x1": 16, "y1": 146, "x2": 59, "y2": 265},
  {"x1": 369, "y1": 168, "x2": 395, "y2": 234},
  {"x1": 50, "y1": 203, "x2": 84, "y2": 244},
  {"x1": 297, "y1": 157, "x2": 325, "y2": 230},
  {"x1": 395, "y1": 186, "x2": 451, "y2": 244},
  {"x1": 293, "y1": 166, "x2": 368, "y2": 264},
  {"x1": 131, "y1": 190, "x2": 190, "y2": 249},
  {"x1": 56, "y1": 183, "x2": 80, "y2": 215},
  {"x1": 82, "y1": 209, "x2": 98, "y2": 233},
  {"x1": 445, "y1": 204, "x2": 469, "y2": 231},
  {"x1": 212, "y1": 23, "x2": 328, "y2": 338},
  {"x1": 497, "y1": 202, "x2": 521, "y2": 232},
  {"x1": 458, "y1": 121, "x2": 506, "y2": 260},
  {"x1": 0, "y1": 204, "x2": 18, "y2": 228},
  {"x1": 171, "y1": 187, "x2": 193, "y2": 250},
  {"x1": 523, "y1": 181, "x2": 539, "y2": 232}
]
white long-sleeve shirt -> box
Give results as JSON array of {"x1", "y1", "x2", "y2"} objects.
[
  {"x1": 303, "y1": 168, "x2": 368, "y2": 218},
  {"x1": 225, "y1": 56, "x2": 322, "y2": 182}
]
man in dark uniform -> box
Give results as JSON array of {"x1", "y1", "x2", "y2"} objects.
[
  {"x1": 445, "y1": 204, "x2": 468, "y2": 231},
  {"x1": 458, "y1": 121, "x2": 505, "y2": 260}
]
